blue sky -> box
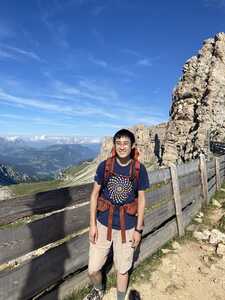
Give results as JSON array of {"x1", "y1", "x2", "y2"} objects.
[{"x1": 0, "y1": 0, "x2": 225, "y2": 138}]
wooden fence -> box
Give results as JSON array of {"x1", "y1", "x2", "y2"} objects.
[{"x1": 0, "y1": 154, "x2": 224, "y2": 300}]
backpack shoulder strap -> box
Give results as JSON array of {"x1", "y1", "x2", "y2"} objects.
[
  {"x1": 130, "y1": 158, "x2": 140, "y2": 184},
  {"x1": 135, "y1": 160, "x2": 140, "y2": 185},
  {"x1": 104, "y1": 157, "x2": 115, "y2": 181}
]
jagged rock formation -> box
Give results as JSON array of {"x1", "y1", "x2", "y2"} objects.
[
  {"x1": 0, "y1": 164, "x2": 31, "y2": 186},
  {"x1": 0, "y1": 187, "x2": 15, "y2": 201},
  {"x1": 163, "y1": 32, "x2": 225, "y2": 164},
  {"x1": 97, "y1": 123, "x2": 167, "y2": 167}
]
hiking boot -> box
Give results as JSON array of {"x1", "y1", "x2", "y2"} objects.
[{"x1": 83, "y1": 288, "x2": 104, "y2": 300}]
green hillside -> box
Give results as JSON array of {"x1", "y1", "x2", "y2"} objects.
[{"x1": 7, "y1": 161, "x2": 97, "y2": 198}]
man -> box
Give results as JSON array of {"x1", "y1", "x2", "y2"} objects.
[{"x1": 84, "y1": 129, "x2": 150, "y2": 300}]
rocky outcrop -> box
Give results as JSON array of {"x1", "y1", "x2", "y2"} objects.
[
  {"x1": 163, "y1": 32, "x2": 225, "y2": 164},
  {"x1": 0, "y1": 187, "x2": 15, "y2": 201},
  {"x1": 97, "y1": 123, "x2": 168, "y2": 166},
  {"x1": 0, "y1": 164, "x2": 31, "y2": 186}
]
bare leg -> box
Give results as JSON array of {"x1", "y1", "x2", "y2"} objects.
[
  {"x1": 117, "y1": 271, "x2": 128, "y2": 292},
  {"x1": 88, "y1": 270, "x2": 102, "y2": 287}
]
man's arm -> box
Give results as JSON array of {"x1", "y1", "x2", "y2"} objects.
[
  {"x1": 89, "y1": 182, "x2": 101, "y2": 243},
  {"x1": 132, "y1": 190, "x2": 146, "y2": 248},
  {"x1": 136, "y1": 190, "x2": 146, "y2": 230}
]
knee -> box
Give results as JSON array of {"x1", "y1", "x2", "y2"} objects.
[
  {"x1": 117, "y1": 270, "x2": 129, "y2": 276},
  {"x1": 88, "y1": 270, "x2": 100, "y2": 278}
]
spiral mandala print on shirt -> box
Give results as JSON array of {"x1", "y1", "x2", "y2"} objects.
[{"x1": 107, "y1": 174, "x2": 133, "y2": 205}]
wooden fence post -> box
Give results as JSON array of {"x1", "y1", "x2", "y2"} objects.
[
  {"x1": 215, "y1": 157, "x2": 221, "y2": 190},
  {"x1": 199, "y1": 154, "x2": 209, "y2": 205},
  {"x1": 169, "y1": 163, "x2": 185, "y2": 237}
]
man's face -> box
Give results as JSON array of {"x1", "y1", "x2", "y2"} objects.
[{"x1": 114, "y1": 136, "x2": 133, "y2": 159}]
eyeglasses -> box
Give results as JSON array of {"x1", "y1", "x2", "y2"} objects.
[{"x1": 115, "y1": 141, "x2": 131, "y2": 147}]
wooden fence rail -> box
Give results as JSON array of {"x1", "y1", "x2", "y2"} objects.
[{"x1": 0, "y1": 154, "x2": 224, "y2": 300}]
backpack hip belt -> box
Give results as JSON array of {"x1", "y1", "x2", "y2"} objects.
[{"x1": 97, "y1": 196, "x2": 138, "y2": 243}]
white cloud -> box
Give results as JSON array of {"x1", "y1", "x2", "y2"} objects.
[
  {"x1": 90, "y1": 122, "x2": 123, "y2": 129},
  {"x1": 137, "y1": 58, "x2": 152, "y2": 67},
  {"x1": 0, "y1": 48, "x2": 16, "y2": 60},
  {"x1": 0, "y1": 88, "x2": 119, "y2": 119},
  {"x1": 0, "y1": 113, "x2": 76, "y2": 127},
  {"x1": 89, "y1": 55, "x2": 108, "y2": 68},
  {"x1": 0, "y1": 44, "x2": 43, "y2": 62},
  {"x1": 38, "y1": 1, "x2": 70, "y2": 49},
  {"x1": 0, "y1": 89, "x2": 68, "y2": 112},
  {"x1": 121, "y1": 48, "x2": 141, "y2": 57},
  {"x1": 51, "y1": 79, "x2": 119, "y2": 104}
]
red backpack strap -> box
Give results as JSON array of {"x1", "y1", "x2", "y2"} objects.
[
  {"x1": 131, "y1": 147, "x2": 139, "y2": 160},
  {"x1": 135, "y1": 160, "x2": 140, "y2": 183},
  {"x1": 104, "y1": 157, "x2": 115, "y2": 182}
]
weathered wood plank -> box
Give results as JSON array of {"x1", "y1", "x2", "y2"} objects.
[
  {"x1": 177, "y1": 160, "x2": 199, "y2": 177},
  {"x1": 40, "y1": 269, "x2": 89, "y2": 300},
  {"x1": 199, "y1": 154, "x2": 209, "y2": 205},
  {"x1": 145, "y1": 182, "x2": 173, "y2": 207},
  {"x1": 207, "y1": 168, "x2": 216, "y2": 181},
  {"x1": 181, "y1": 185, "x2": 202, "y2": 208},
  {"x1": 208, "y1": 184, "x2": 216, "y2": 199},
  {"x1": 219, "y1": 165, "x2": 225, "y2": 173},
  {"x1": 0, "y1": 203, "x2": 89, "y2": 265},
  {"x1": 220, "y1": 155, "x2": 225, "y2": 163},
  {"x1": 0, "y1": 232, "x2": 89, "y2": 300},
  {"x1": 179, "y1": 171, "x2": 201, "y2": 192},
  {"x1": 169, "y1": 163, "x2": 184, "y2": 236},
  {"x1": 215, "y1": 157, "x2": 221, "y2": 190},
  {"x1": 148, "y1": 168, "x2": 171, "y2": 185},
  {"x1": 220, "y1": 169, "x2": 225, "y2": 178},
  {"x1": 208, "y1": 176, "x2": 216, "y2": 191},
  {"x1": 220, "y1": 174, "x2": 225, "y2": 183},
  {"x1": 207, "y1": 159, "x2": 215, "y2": 170},
  {"x1": 0, "y1": 183, "x2": 93, "y2": 226}
]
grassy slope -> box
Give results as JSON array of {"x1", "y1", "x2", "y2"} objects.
[{"x1": 8, "y1": 161, "x2": 95, "y2": 197}]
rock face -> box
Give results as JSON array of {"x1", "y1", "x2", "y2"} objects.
[
  {"x1": 97, "y1": 123, "x2": 167, "y2": 166},
  {"x1": 163, "y1": 32, "x2": 225, "y2": 164},
  {"x1": 0, "y1": 164, "x2": 31, "y2": 186}
]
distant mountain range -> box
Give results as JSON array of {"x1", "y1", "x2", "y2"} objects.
[
  {"x1": 2, "y1": 135, "x2": 101, "y2": 148},
  {"x1": 0, "y1": 136, "x2": 101, "y2": 184}
]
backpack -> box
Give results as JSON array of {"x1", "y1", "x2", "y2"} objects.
[{"x1": 97, "y1": 146, "x2": 141, "y2": 243}]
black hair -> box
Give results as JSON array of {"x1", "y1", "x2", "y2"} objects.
[{"x1": 113, "y1": 129, "x2": 135, "y2": 145}]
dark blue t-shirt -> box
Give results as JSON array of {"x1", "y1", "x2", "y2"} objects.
[{"x1": 94, "y1": 159, "x2": 150, "y2": 230}]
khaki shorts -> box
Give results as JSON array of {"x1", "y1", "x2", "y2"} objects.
[{"x1": 88, "y1": 220, "x2": 135, "y2": 274}]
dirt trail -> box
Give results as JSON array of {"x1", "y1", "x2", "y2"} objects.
[{"x1": 103, "y1": 203, "x2": 225, "y2": 300}]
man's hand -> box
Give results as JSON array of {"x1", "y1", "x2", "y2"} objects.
[
  {"x1": 89, "y1": 224, "x2": 98, "y2": 244},
  {"x1": 131, "y1": 230, "x2": 142, "y2": 248}
]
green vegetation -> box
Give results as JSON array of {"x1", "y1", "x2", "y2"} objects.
[
  {"x1": 212, "y1": 188, "x2": 225, "y2": 201},
  {"x1": 9, "y1": 179, "x2": 64, "y2": 198},
  {"x1": 5, "y1": 161, "x2": 91, "y2": 198},
  {"x1": 218, "y1": 215, "x2": 225, "y2": 233},
  {"x1": 64, "y1": 285, "x2": 91, "y2": 300},
  {"x1": 62, "y1": 162, "x2": 90, "y2": 177}
]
